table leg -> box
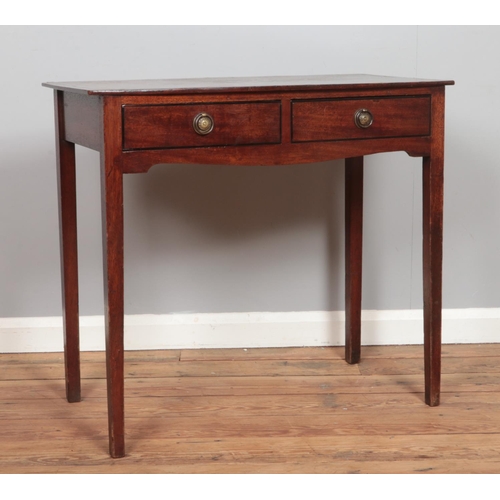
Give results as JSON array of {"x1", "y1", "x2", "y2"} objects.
[
  {"x1": 101, "y1": 145, "x2": 125, "y2": 458},
  {"x1": 422, "y1": 154, "x2": 443, "y2": 406},
  {"x1": 345, "y1": 156, "x2": 363, "y2": 364},
  {"x1": 55, "y1": 90, "x2": 81, "y2": 403}
]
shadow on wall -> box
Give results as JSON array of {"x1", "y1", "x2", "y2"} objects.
[
  {"x1": 132, "y1": 161, "x2": 343, "y2": 236},
  {"x1": 122, "y1": 160, "x2": 346, "y2": 313}
]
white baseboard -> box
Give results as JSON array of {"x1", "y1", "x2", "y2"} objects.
[{"x1": 0, "y1": 308, "x2": 499, "y2": 353}]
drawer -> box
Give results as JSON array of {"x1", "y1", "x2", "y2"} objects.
[
  {"x1": 123, "y1": 102, "x2": 281, "y2": 150},
  {"x1": 291, "y1": 96, "x2": 430, "y2": 142}
]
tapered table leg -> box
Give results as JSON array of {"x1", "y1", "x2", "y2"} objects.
[
  {"x1": 101, "y1": 98, "x2": 125, "y2": 458},
  {"x1": 345, "y1": 156, "x2": 363, "y2": 364},
  {"x1": 55, "y1": 90, "x2": 81, "y2": 403},
  {"x1": 422, "y1": 154, "x2": 443, "y2": 406},
  {"x1": 422, "y1": 87, "x2": 445, "y2": 407}
]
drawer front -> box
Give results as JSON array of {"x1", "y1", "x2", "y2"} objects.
[
  {"x1": 123, "y1": 102, "x2": 281, "y2": 150},
  {"x1": 292, "y1": 96, "x2": 430, "y2": 142}
]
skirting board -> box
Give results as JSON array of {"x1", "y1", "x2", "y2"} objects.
[{"x1": 0, "y1": 308, "x2": 499, "y2": 353}]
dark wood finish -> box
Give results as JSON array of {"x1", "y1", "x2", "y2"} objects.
[
  {"x1": 423, "y1": 87, "x2": 445, "y2": 407},
  {"x1": 44, "y1": 75, "x2": 453, "y2": 458},
  {"x1": 118, "y1": 86, "x2": 439, "y2": 105},
  {"x1": 345, "y1": 157, "x2": 363, "y2": 364},
  {"x1": 123, "y1": 102, "x2": 281, "y2": 149},
  {"x1": 123, "y1": 102, "x2": 281, "y2": 150},
  {"x1": 54, "y1": 90, "x2": 81, "y2": 403},
  {"x1": 121, "y1": 137, "x2": 431, "y2": 173},
  {"x1": 42, "y1": 74, "x2": 454, "y2": 96},
  {"x1": 292, "y1": 96, "x2": 430, "y2": 142},
  {"x1": 100, "y1": 98, "x2": 125, "y2": 458}
]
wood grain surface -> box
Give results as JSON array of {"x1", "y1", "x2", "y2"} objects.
[
  {"x1": 42, "y1": 74, "x2": 454, "y2": 95},
  {"x1": 0, "y1": 344, "x2": 498, "y2": 473},
  {"x1": 123, "y1": 102, "x2": 281, "y2": 150}
]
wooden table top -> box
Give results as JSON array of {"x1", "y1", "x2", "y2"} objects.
[{"x1": 42, "y1": 74, "x2": 455, "y2": 96}]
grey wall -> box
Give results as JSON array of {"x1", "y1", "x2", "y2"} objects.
[{"x1": 0, "y1": 26, "x2": 498, "y2": 318}]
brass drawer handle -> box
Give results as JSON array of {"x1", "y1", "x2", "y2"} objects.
[
  {"x1": 354, "y1": 109, "x2": 373, "y2": 129},
  {"x1": 193, "y1": 113, "x2": 214, "y2": 135}
]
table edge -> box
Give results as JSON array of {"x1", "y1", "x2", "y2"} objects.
[{"x1": 42, "y1": 79, "x2": 455, "y2": 96}]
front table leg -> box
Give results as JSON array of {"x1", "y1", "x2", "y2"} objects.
[
  {"x1": 101, "y1": 145, "x2": 125, "y2": 458},
  {"x1": 345, "y1": 157, "x2": 363, "y2": 364}
]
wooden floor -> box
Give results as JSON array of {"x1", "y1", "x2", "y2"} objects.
[{"x1": 1, "y1": 344, "x2": 500, "y2": 473}]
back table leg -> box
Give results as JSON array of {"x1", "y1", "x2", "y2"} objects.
[
  {"x1": 345, "y1": 156, "x2": 364, "y2": 364},
  {"x1": 55, "y1": 90, "x2": 81, "y2": 403},
  {"x1": 422, "y1": 154, "x2": 444, "y2": 406}
]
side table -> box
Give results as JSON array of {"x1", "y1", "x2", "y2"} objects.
[{"x1": 43, "y1": 75, "x2": 454, "y2": 458}]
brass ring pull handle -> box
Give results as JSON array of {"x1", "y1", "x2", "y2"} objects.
[
  {"x1": 354, "y1": 109, "x2": 374, "y2": 129},
  {"x1": 193, "y1": 113, "x2": 214, "y2": 135}
]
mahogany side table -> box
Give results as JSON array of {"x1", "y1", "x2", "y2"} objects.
[{"x1": 43, "y1": 75, "x2": 454, "y2": 458}]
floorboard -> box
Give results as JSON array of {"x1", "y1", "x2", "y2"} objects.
[{"x1": 1, "y1": 344, "x2": 499, "y2": 473}]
